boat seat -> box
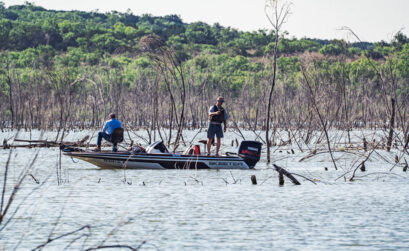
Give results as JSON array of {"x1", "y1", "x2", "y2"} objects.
[{"x1": 111, "y1": 128, "x2": 124, "y2": 144}]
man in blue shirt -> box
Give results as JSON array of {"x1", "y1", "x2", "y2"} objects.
[
  {"x1": 94, "y1": 113, "x2": 122, "y2": 152},
  {"x1": 207, "y1": 96, "x2": 229, "y2": 156}
]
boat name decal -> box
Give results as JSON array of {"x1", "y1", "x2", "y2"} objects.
[
  {"x1": 103, "y1": 159, "x2": 123, "y2": 164},
  {"x1": 208, "y1": 161, "x2": 244, "y2": 167}
]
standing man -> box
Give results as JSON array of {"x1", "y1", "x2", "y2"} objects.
[
  {"x1": 94, "y1": 113, "x2": 122, "y2": 152},
  {"x1": 207, "y1": 96, "x2": 228, "y2": 156}
]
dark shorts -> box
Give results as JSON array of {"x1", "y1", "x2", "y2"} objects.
[{"x1": 207, "y1": 123, "x2": 223, "y2": 139}]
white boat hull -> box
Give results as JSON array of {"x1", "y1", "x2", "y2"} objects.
[{"x1": 65, "y1": 152, "x2": 253, "y2": 170}]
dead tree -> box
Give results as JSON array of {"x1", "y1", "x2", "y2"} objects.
[
  {"x1": 140, "y1": 34, "x2": 187, "y2": 151},
  {"x1": 273, "y1": 164, "x2": 301, "y2": 185},
  {"x1": 386, "y1": 98, "x2": 395, "y2": 151},
  {"x1": 300, "y1": 62, "x2": 338, "y2": 170},
  {"x1": 264, "y1": 0, "x2": 291, "y2": 163}
]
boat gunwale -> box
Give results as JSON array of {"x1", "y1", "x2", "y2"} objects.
[{"x1": 63, "y1": 151, "x2": 245, "y2": 161}]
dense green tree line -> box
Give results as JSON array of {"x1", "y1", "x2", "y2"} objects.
[
  {"x1": 1, "y1": 2, "x2": 389, "y2": 57},
  {"x1": 0, "y1": 2, "x2": 408, "y2": 140}
]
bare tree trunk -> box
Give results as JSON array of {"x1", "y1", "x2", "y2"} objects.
[
  {"x1": 265, "y1": 34, "x2": 278, "y2": 163},
  {"x1": 168, "y1": 101, "x2": 173, "y2": 147},
  {"x1": 341, "y1": 63, "x2": 351, "y2": 144},
  {"x1": 386, "y1": 98, "x2": 395, "y2": 152},
  {"x1": 301, "y1": 65, "x2": 338, "y2": 170},
  {"x1": 5, "y1": 57, "x2": 14, "y2": 128},
  {"x1": 264, "y1": 0, "x2": 291, "y2": 163}
]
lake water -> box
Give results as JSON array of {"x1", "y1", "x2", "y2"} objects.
[{"x1": 0, "y1": 129, "x2": 408, "y2": 250}]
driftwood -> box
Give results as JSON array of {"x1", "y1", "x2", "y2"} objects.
[
  {"x1": 6, "y1": 136, "x2": 98, "y2": 149},
  {"x1": 273, "y1": 164, "x2": 301, "y2": 185}
]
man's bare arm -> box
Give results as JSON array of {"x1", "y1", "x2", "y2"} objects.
[{"x1": 209, "y1": 111, "x2": 221, "y2": 117}]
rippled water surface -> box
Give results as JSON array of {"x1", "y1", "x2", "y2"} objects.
[{"x1": 0, "y1": 129, "x2": 408, "y2": 250}]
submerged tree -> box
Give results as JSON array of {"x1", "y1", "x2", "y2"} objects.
[
  {"x1": 264, "y1": 0, "x2": 292, "y2": 163},
  {"x1": 140, "y1": 34, "x2": 187, "y2": 151}
]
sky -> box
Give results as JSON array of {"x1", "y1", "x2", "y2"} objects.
[{"x1": 2, "y1": 0, "x2": 409, "y2": 42}]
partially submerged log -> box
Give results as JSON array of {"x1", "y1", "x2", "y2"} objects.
[
  {"x1": 279, "y1": 173, "x2": 284, "y2": 186},
  {"x1": 360, "y1": 162, "x2": 366, "y2": 172},
  {"x1": 78, "y1": 135, "x2": 89, "y2": 144},
  {"x1": 5, "y1": 136, "x2": 97, "y2": 149},
  {"x1": 251, "y1": 175, "x2": 257, "y2": 185},
  {"x1": 2, "y1": 139, "x2": 9, "y2": 149},
  {"x1": 273, "y1": 164, "x2": 301, "y2": 185},
  {"x1": 13, "y1": 139, "x2": 59, "y2": 148}
]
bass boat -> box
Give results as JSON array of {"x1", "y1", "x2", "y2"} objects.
[{"x1": 62, "y1": 140, "x2": 262, "y2": 170}]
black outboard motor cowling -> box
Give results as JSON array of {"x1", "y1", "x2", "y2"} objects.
[{"x1": 238, "y1": 141, "x2": 262, "y2": 168}]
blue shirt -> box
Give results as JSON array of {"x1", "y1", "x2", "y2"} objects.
[
  {"x1": 209, "y1": 105, "x2": 229, "y2": 120},
  {"x1": 102, "y1": 119, "x2": 122, "y2": 135}
]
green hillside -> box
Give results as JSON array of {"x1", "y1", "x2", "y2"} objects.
[{"x1": 0, "y1": 2, "x2": 408, "y2": 131}]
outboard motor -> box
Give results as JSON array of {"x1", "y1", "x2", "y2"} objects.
[
  {"x1": 146, "y1": 141, "x2": 169, "y2": 154},
  {"x1": 238, "y1": 141, "x2": 262, "y2": 168}
]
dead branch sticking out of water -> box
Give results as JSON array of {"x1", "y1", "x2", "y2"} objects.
[
  {"x1": 229, "y1": 171, "x2": 240, "y2": 184},
  {"x1": 251, "y1": 175, "x2": 257, "y2": 185},
  {"x1": 290, "y1": 173, "x2": 317, "y2": 185},
  {"x1": 273, "y1": 164, "x2": 301, "y2": 185},
  {"x1": 85, "y1": 244, "x2": 144, "y2": 251},
  {"x1": 300, "y1": 63, "x2": 338, "y2": 170},
  {"x1": 348, "y1": 144, "x2": 380, "y2": 181},
  {"x1": 0, "y1": 147, "x2": 40, "y2": 225},
  {"x1": 9, "y1": 135, "x2": 95, "y2": 149},
  {"x1": 189, "y1": 175, "x2": 203, "y2": 185},
  {"x1": 298, "y1": 149, "x2": 363, "y2": 162}
]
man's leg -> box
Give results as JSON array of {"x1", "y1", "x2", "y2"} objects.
[
  {"x1": 207, "y1": 138, "x2": 212, "y2": 155},
  {"x1": 215, "y1": 138, "x2": 221, "y2": 155},
  {"x1": 95, "y1": 132, "x2": 103, "y2": 151},
  {"x1": 207, "y1": 124, "x2": 215, "y2": 155},
  {"x1": 96, "y1": 132, "x2": 110, "y2": 150},
  {"x1": 112, "y1": 143, "x2": 118, "y2": 152},
  {"x1": 215, "y1": 124, "x2": 223, "y2": 155},
  {"x1": 102, "y1": 133, "x2": 114, "y2": 151}
]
